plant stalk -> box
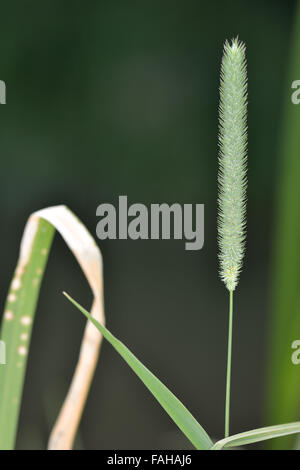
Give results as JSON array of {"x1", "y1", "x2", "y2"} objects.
[{"x1": 225, "y1": 290, "x2": 234, "y2": 438}]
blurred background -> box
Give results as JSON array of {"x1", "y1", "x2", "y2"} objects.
[{"x1": 1, "y1": 0, "x2": 300, "y2": 450}]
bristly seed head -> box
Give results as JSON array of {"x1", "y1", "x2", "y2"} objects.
[{"x1": 218, "y1": 37, "x2": 248, "y2": 291}]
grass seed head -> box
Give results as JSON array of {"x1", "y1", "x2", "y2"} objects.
[{"x1": 218, "y1": 37, "x2": 248, "y2": 291}]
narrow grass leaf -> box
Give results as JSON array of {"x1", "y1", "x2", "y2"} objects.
[
  {"x1": 266, "y1": 0, "x2": 300, "y2": 450},
  {"x1": 212, "y1": 422, "x2": 300, "y2": 450},
  {"x1": 0, "y1": 219, "x2": 54, "y2": 449},
  {"x1": 0, "y1": 205, "x2": 105, "y2": 450},
  {"x1": 64, "y1": 293, "x2": 213, "y2": 450}
]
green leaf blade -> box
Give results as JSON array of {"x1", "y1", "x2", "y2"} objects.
[
  {"x1": 212, "y1": 422, "x2": 300, "y2": 450},
  {"x1": 64, "y1": 293, "x2": 213, "y2": 450},
  {"x1": 0, "y1": 219, "x2": 55, "y2": 449},
  {"x1": 266, "y1": 0, "x2": 300, "y2": 449},
  {"x1": 0, "y1": 205, "x2": 106, "y2": 450}
]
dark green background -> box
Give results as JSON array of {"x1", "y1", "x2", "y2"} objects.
[{"x1": 0, "y1": 0, "x2": 297, "y2": 449}]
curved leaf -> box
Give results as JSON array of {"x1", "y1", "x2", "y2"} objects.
[
  {"x1": 64, "y1": 293, "x2": 213, "y2": 450},
  {"x1": 212, "y1": 422, "x2": 300, "y2": 450},
  {"x1": 0, "y1": 206, "x2": 105, "y2": 450}
]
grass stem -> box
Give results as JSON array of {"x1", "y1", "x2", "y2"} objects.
[{"x1": 225, "y1": 290, "x2": 234, "y2": 438}]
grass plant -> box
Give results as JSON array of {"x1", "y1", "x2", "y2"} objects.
[
  {"x1": 1, "y1": 38, "x2": 300, "y2": 450},
  {"x1": 218, "y1": 38, "x2": 247, "y2": 438}
]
